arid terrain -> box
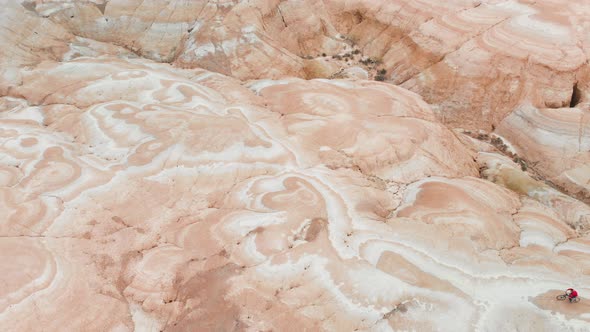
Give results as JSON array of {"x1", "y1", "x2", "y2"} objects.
[{"x1": 1, "y1": 0, "x2": 590, "y2": 331}]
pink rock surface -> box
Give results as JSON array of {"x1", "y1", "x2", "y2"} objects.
[
  {"x1": 14, "y1": 0, "x2": 590, "y2": 129},
  {"x1": 1, "y1": 55, "x2": 588, "y2": 331},
  {"x1": 495, "y1": 104, "x2": 590, "y2": 203},
  {"x1": 1, "y1": 1, "x2": 590, "y2": 331},
  {"x1": 326, "y1": 0, "x2": 590, "y2": 130}
]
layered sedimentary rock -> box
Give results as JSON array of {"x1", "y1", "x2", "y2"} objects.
[
  {"x1": 20, "y1": 0, "x2": 346, "y2": 79},
  {"x1": 1, "y1": 55, "x2": 589, "y2": 331},
  {"x1": 478, "y1": 152, "x2": 590, "y2": 233},
  {"x1": 324, "y1": 0, "x2": 590, "y2": 130},
  {"x1": 14, "y1": 0, "x2": 590, "y2": 130},
  {"x1": 2, "y1": 1, "x2": 590, "y2": 331},
  {"x1": 495, "y1": 104, "x2": 590, "y2": 203}
]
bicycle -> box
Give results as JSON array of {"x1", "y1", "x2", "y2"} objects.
[{"x1": 556, "y1": 293, "x2": 580, "y2": 303}]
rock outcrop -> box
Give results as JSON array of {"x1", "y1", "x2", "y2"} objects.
[
  {"x1": 495, "y1": 104, "x2": 590, "y2": 204},
  {"x1": 15, "y1": 0, "x2": 590, "y2": 130},
  {"x1": 1, "y1": 1, "x2": 590, "y2": 331}
]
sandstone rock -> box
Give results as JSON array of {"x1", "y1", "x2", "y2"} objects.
[
  {"x1": 12, "y1": 0, "x2": 590, "y2": 131},
  {"x1": 302, "y1": 58, "x2": 341, "y2": 79},
  {"x1": 478, "y1": 151, "x2": 590, "y2": 234},
  {"x1": 252, "y1": 78, "x2": 479, "y2": 182},
  {"x1": 1, "y1": 55, "x2": 589, "y2": 330},
  {"x1": 324, "y1": 0, "x2": 590, "y2": 130},
  {"x1": 2, "y1": 1, "x2": 590, "y2": 331},
  {"x1": 341, "y1": 66, "x2": 369, "y2": 80},
  {"x1": 22, "y1": 0, "x2": 346, "y2": 79},
  {"x1": 495, "y1": 104, "x2": 590, "y2": 203}
]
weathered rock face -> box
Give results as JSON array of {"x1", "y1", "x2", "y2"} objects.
[
  {"x1": 17, "y1": 0, "x2": 590, "y2": 130},
  {"x1": 324, "y1": 0, "x2": 590, "y2": 130},
  {"x1": 21, "y1": 0, "x2": 347, "y2": 79},
  {"x1": 495, "y1": 104, "x2": 590, "y2": 204},
  {"x1": 1, "y1": 1, "x2": 590, "y2": 331}
]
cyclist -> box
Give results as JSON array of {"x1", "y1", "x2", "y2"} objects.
[{"x1": 566, "y1": 288, "x2": 579, "y2": 303}]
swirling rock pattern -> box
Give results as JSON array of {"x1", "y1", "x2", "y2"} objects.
[
  {"x1": 0, "y1": 55, "x2": 588, "y2": 331},
  {"x1": 1, "y1": 1, "x2": 590, "y2": 331},
  {"x1": 324, "y1": 0, "x2": 590, "y2": 129},
  {"x1": 496, "y1": 104, "x2": 590, "y2": 203},
  {"x1": 11, "y1": 0, "x2": 590, "y2": 129}
]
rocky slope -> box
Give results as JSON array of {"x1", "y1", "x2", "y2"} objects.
[
  {"x1": 16, "y1": 0, "x2": 590, "y2": 125},
  {"x1": 1, "y1": 1, "x2": 590, "y2": 331}
]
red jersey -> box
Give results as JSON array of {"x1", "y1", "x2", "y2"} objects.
[{"x1": 567, "y1": 288, "x2": 578, "y2": 298}]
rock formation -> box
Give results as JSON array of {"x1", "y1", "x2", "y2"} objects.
[
  {"x1": 16, "y1": 0, "x2": 590, "y2": 128},
  {"x1": 1, "y1": 1, "x2": 590, "y2": 331},
  {"x1": 496, "y1": 104, "x2": 590, "y2": 204}
]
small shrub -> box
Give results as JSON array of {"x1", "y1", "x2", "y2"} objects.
[
  {"x1": 490, "y1": 137, "x2": 502, "y2": 146},
  {"x1": 512, "y1": 156, "x2": 527, "y2": 171},
  {"x1": 322, "y1": 53, "x2": 327, "y2": 57},
  {"x1": 352, "y1": 49, "x2": 361, "y2": 55},
  {"x1": 379, "y1": 69, "x2": 387, "y2": 75},
  {"x1": 375, "y1": 75, "x2": 386, "y2": 81},
  {"x1": 366, "y1": 57, "x2": 382, "y2": 65}
]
